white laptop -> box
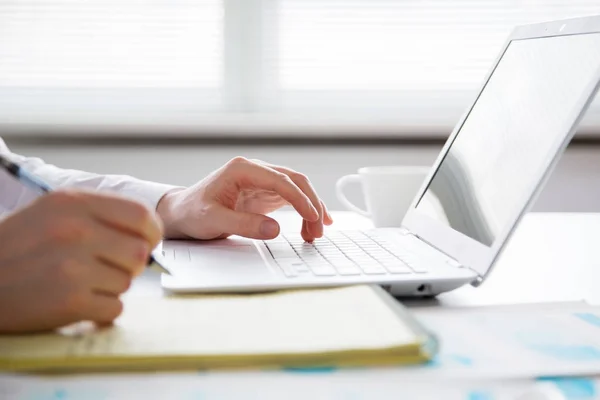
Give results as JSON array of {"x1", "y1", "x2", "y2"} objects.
[{"x1": 161, "y1": 15, "x2": 600, "y2": 296}]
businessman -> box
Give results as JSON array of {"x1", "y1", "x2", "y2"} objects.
[{"x1": 0, "y1": 138, "x2": 333, "y2": 333}]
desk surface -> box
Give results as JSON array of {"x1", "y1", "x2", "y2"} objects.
[
  {"x1": 7, "y1": 211, "x2": 600, "y2": 398},
  {"x1": 133, "y1": 211, "x2": 600, "y2": 307}
]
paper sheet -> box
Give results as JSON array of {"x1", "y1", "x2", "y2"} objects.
[
  {"x1": 0, "y1": 373, "x2": 596, "y2": 400},
  {"x1": 399, "y1": 302, "x2": 600, "y2": 378}
]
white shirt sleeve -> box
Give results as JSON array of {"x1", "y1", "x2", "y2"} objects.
[{"x1": 0, "y1": 138, "x2": 181, "y2": 215}]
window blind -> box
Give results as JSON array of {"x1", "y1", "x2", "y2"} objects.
[
  {"x1": 0, "y1": 0, "x2": 221, "y2": 87},
  {"x1": 277, "y1": 1, "x2": 600, "y2": 91},
  {"x1": 270, "y1": 0, "x2": 600, "y2": 131},
  {"x1": 1, "y1": 0, "x2": 599, "y2": 135},
  {"x1": 0, "y1": 0, "x2": 223, "y2": 129}
]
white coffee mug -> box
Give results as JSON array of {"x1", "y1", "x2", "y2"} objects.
[{"x1": 335, "y1": 166, "x2": 430, "y2": 228}]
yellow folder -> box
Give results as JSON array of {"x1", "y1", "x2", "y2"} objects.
[{"x1": 0, "y1": 285, "x2": 437, "y2": 373}]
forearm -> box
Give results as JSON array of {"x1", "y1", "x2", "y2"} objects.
[{"x1": 1, "y1": 148, "x2": 181, "y2": 213}]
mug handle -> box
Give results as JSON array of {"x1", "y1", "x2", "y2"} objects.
[{"x1": 335, "y1": 174, "x2": 371, "y2": 217}]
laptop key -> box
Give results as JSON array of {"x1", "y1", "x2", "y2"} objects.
[
  {"x1": 297, "y1": 247, "x2": 319, "y2": 253},
  {"x1": 276, "y1": 257, "x2": 303, "y2": 264},
  {"x1": 276, "y1": 262, "x2": 298, "y2": 278},
  {"x1": 406, "y1": 263, "x2": 428, "y2": 273},
  {"x1": 321, "y1": 252, "x2": 345, "y2": 259},
  {"x1": 290, "y1": 262, "x2": 310, "y2": 273},
  {"x1": 398, "y1": 256, "x2": 428, "y2": 273},
  {"x1": 272, "y1": 229, "x2": 434, "y2": 278},
  {"x1": 382, "y1": 263, "x2": 412, "y2": 274},
  {"x1": 354, "y1": 256, "x2": 376, "y2": 263},
  {"x1": 335, "y1": 263, "x2": 362, "y2": 275},
  {"x1": 310, "y1": 265, "x2": 337, "y2": 276},
  {"x1": 359, "y1": 265, "x2": 387, "y2": 275},
  {"x1": 326, "y1": 255, "x2": 349, "y2": 262},
  {"x1": 375, "y1": 255, "x2": 398, "y2": 262},
  {"x1": 337, "y1": 268, "x2": 361, "y2": 276}
]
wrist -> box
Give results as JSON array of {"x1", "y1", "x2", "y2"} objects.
[{"x1": 156, "y1": 187, "x2": 187, "y2": 239}]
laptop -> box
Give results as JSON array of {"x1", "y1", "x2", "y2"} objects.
[{"x1": 161, "y1": 15, "x2": 600, "y2": 296}]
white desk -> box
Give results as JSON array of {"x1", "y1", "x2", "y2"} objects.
[
  {"x1": 438, "y1": 212, "x2": 600, "y2": 306},
  {"x1": 6, "y1": 211, "x2": 600, "y2": 399},
  {"x1": 133, "y1": 211, "x2": 600, "y2": 306}
]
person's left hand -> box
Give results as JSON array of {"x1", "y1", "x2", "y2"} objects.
[{"x1": 156, "y1": 157, "x2": 333, "y2": 242}]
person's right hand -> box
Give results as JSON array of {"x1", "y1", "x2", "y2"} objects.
[{"x1": 0, "y1": 190, "x2": 163, "y2": 333}]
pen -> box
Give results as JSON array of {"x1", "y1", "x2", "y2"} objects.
[{"x1": 0, "y1": 154, "x2": 172, "y2": 275}]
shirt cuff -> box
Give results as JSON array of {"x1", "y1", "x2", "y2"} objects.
[{"x1": 118, "y1": 181, "x2": 183, "y2": 211}]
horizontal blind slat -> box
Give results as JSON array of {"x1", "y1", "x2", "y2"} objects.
[
  {"x1": 275, "y1": 1, "x2": 600, "y2": 91},
  {"x1": 0, "y1": 0, "x2": 223, "y2": 88}
]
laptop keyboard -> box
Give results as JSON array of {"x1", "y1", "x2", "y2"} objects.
[{"x1": 263, "y1": 230, "x2": 428, "y2": 278}]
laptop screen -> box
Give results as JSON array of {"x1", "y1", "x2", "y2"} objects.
[{"x1": 415, "y1": 33, "x2": 600, "y2": 246}]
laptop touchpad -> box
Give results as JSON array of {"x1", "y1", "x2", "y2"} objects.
[
  {"x1": 164, "y1": 239, "x2": 272, "y2": 277},
  {"x1": 189, "y1": 246, "x2": 260, "y2": 264}
]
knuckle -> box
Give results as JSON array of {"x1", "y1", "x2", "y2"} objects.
[
  {"x1": 278, "y1": 173, "x2": 294, "y2": 185},
  {"x1": 292, "y1": 172, "x2": 310, "y2": 185},
  {"x1": 48, "y1": 217, "x2": 93, "y2": 244},
  {"x1": 228, "y1": 156, "x2": 249, "y2": 166},
  {"x1": 56, "y1": 258, "x2": 82, "y2": 283},
  {"x1": 134, "y1": 237, "x2": 150, "y2": 259},
  {"x1": 224, "y1": 156, "x2": 252, "y2": 172},
  {"x1": 198, "y1": 202, "x2": 216, "y2": 219},
  {"x1": 125, "y1": 238, "x2": 149, "y2": 272}
]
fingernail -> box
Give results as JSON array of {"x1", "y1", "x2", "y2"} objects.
[{"x1": 260, "y1": 220, "x2": 279, "y2": 238}]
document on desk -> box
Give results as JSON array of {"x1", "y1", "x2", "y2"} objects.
[
  {"x1": 0, "y1": 285, "x2": 437, "y2": 372},
  {"x1": 6, "y1": 302, "x2": 600, "y2": 399},
  {"x1": 1, "y1": 373, "x2": 598, "y2": 400},
  {"x1": 398, "y1": 301, "x2": 600, "y2": 379}
]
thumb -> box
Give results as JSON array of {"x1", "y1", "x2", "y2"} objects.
[{"x1": 215, "y1": 206, "x2": 281, "y2": 239}]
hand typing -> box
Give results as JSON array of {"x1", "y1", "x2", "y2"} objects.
[{"x1": 156, "y1": 157, "x2": 333, "y2": 242}]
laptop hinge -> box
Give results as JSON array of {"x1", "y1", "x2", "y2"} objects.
[
  {"x1": 446, "y1": 257, "x2": 484, "y2": 287},
  {"x1": 404, "y1": 231, "x2": 484, "y2": 285}
]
